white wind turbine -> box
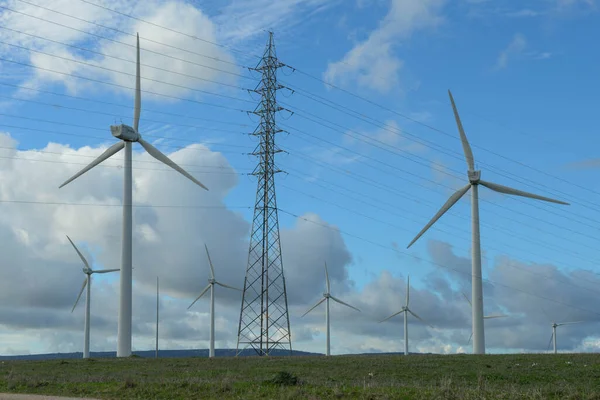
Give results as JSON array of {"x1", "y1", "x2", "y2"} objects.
[
  {"x1": 59, "y1": 33, "x2": 208, "y2": 357},
  {"x1": 301, "y1": 262, "x2": 360, "y2": 356},
  {"x1": 407, "y1": 90, "x2": 569, "y2": 355},
  {"x1": 188, "y1": 244, "x2": 241, "y2": 358},
  {"x1": 547, "y1": 318, "x2": 584, "y2": 354},
  {"x1": 67, "y1": 235, "x2": 119, "y2": 359},
  {"x1": 379, "y1": 275, "x2": 431, "y2": 356},
  {"x1": 462, "y1": 292, "x2": 507, "y2": 346}
]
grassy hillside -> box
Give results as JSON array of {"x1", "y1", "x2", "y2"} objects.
[{"x1": 1, "y1": 353, "x2": 599, "y2": 399}]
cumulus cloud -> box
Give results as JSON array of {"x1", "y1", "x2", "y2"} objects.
[
  {"x1": 324, "y1": 0, "x2": 446, "y2": 93},
  {"x1": 495, "y1": 33, "x2": 527, "y2": 70}
]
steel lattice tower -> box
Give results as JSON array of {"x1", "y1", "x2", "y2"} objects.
[{"x1": 236, "y1": 32, "x2": 292, "y2": 356}]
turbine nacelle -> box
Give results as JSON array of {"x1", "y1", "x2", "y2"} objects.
[
  {"x1": 83, "y1": 267, "x2": 92, "y2": 275},
  {"x1": 110, "y1": 124, "x2": 140, "y2": 142},
  {"x1": 323, "y1": 292, "x2": 331, "y2": 298},
  {"x1": 468, "y1": 170, "x2": 481, "y2": 184},
  {"x1": 208, "y1": 278, "x2": 216, "y2": 285}
]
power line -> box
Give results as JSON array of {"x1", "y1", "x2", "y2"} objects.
[{"x1": 0, "y1": 198, "x2": 252, "y2": 210}]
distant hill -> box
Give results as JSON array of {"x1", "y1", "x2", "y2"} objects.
[{"x1": 0, "y1": 348, "x2": 321, "y2": 360}]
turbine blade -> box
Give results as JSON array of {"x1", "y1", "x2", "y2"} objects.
[
  {"x1": 301, "y1": 297, "x2": 326, "y2": 317},
  {"x1": 204, "y1": 244, "x2": 215, "y2": 279},
  {"x1": 324, "y1": 262, "x2": 330, "y2": 293},
  {"x1": 406, "y1": 275, "x2": 410, "y2": 307},
  {"x1": 479, "y1": 180, "x2": 569, "y2": 205},
  {"x1": 483, "y1": 314, "x2": 508, "y2": 319},
  {"x1": 93, "y1": 269, "x2": 120, "y2": 274},
  {"x1": 66, "y1": 235, "x2": 91, "y2": 270},
  {"x1": 462, "y1": 292, "x2": 472, "y2": 307},
  {"x1": 215, "y1": 281, "x2": 241, "y2": 291},
  {"x1": 407, "y1": 184, "x2": 471, "y2": 248},
  {"x1": 378, "y1": 309, "x2": 405, "y2": 323},
  {"x1": 138, "y1": 138, "x2": 208, "y2": 190},
  {"x1": 408, "y1": 309, "x2": 432, "y2": 328},
  {"x1": 59, "y1": 141, "x2": 125, "y2": 188},
  {"x1": 547, "y1": 332, "x2": 554, "y2": 351},
  {"x1": 187, "y1": 284, "x2": 211, "y2": 309},
  {"x1": 448, "y1": 90, "x2": 475, "y2": 171},
  {"x1": 556, "y1": 321, "x2": 584, "y2": 326},
  {"x1": 134, "y1": 33, "x2": 141, "y2": 132},
  {"x1": 330, "y1": 296, "x2": 360, "y2": 312},
  {"x1": 71, "y1": 278, "x2": 88, "y2": 313},
  {"x1": 467, "y1": 332, "x2": 473, "y2": 345}
]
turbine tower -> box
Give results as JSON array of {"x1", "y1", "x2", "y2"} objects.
[
  {"x1": 155, "y1": 276, "x2": 159, "y2": 359},
  {"x1": 301, "y1": 262, "x2": 360, "y2": 357},
  {"x1": 237, "y1": 31, "x2": 292, "y2": 356},
  {"x1": 59, "y1": 33, "x2": 208, "y2": 357},
  {"x1": 67, "y1": 235, "x2": 119, "y2": 359},
  {"x1": 547, "y1": 320, "x2": 583, "y2": 354},
  {"x1": 407, "y1": 90, "x2": 569, "y2": 355},
  {"x1": 462, "y1": 292, "x2": 507, "y2": 346},
  {"x1": 188, "y1": 244, "x2": 241, "y2": 358},
  {"x1": 379, "y1": 275, "x2": 430, "y2": 356}
]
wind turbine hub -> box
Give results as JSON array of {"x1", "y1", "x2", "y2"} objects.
[
  {"x1": 110, "y1": 124, "x2": 140, "y2": 142},
  {"x1": 323, "y1": 293, "x2": 330, "y2": 298},
  {"x1": 468, "y1": 170, "x2": 481, "y2": 184},
  {"x1": 208, "y1": 279, "x2": 216, "y2": 284},
  {"x1": 83, "y1": 268, "x2": 92, "y2": 275}
]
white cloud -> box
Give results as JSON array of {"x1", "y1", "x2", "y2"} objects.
[
  {"x1": 324, "y1": 0, "x2": 446, "y2": 93},
  {"x1": 495, "y1": 33, "x2": 527, "y2": 70}
]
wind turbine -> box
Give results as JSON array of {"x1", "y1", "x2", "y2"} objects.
[
  {"x1": 301, "y1": 262, "x2": 360, "y2": 356},
  {"x1": 59, "y1": 33, "x2": 208, "y2": 357},
  {"x1": 406, "y1": 90, "x2": 569, "y2": 354},
  {"x1": 547, "y1": 320, "x2": 583, "y2": 354},
  {"x1": 155, "y1": 276, "x2": 159, "y2": 359},
  {"x1": 462, "y1": 292, "x2": 507, "y2": 346},
  {"x1": 379, "y1": 275, "x2": 430, "y2": 356},
  {"x1": 67, "y1": 235, "x2": 119, "y2": 359},
  {"x1": 187, "y1": 244, "x2": 241, "y2": 358}
]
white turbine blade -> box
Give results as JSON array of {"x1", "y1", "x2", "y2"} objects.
[
  {"x1": 59, "y1": 141, "x2": 125, "y2": 188},
  {"x1": 556, "y1": 321, "x2": 584, "y2": 326},
  {"x1": 467, "y1": 332, "x2": 473, "y2": 345},
  {"x1": 462, "y1": 292, "x2": 472, "y2": 307},
  {"x1": 407, "y1": 309, "x2": 431, "y2": 327},
  {"x1": 406, "y1": 275, "x2": 411, "y2": 307},
  {"x1": 187, "y1": 284, "x2": 211, "y2": 309},
  {"x1": 330, "y1": 296, "x2": 360, "y2": 312},
  {"x1": 407, "y1": 184, "x2": 471, "y2": 248},
  {"x1": 134, "y1": 33, "x2": 141, "y2": 132},
  {"x1": 301, "y1": 297, "x2": 326, "y2": 317},
  {"x1": 324, "y1": 262, "x2": 330, "y2": 293},
  {"x1": 138, "y1": 138, "x2": 208, "y2": 190},
  {"x1": 215, "y1": 281, "x2": 242, "y2": 291},
  {"x1": 448, "y1": 90, "x2": 475, "y2": 171},
  {"x1": 93, "y1": 269, "x2": 120, "y2": 274},
  {"x1": 71, "y1": 278, "x2": 88, "y2": 313},
  {"x1": 379, "y1": 309, "x2": 405, "y2": 323},
  {"x1": 547, "y1": 332, "x2": 554, "y2": 351},
  {"x1": 204, "y1": 244, "x2": 215, "y2": 279},
  {"x1": 66, "y1": 235, "x2": 91, "y2": 270},
  {"x1": 479, "y1": 180, "x2": 569, "y2": 205},
  {"x1": 484, "y1": 314, "x2": 508, "y2": 319}
]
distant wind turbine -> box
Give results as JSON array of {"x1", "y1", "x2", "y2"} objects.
[
  {"x1": 301, "y1": 262, "x2": 360, "y2": 356},
  {"x1": 67, "y1": 235, "x2": 119, "y2": 359},
  {"x1": 188, "y1": 245, "x2": 241, "y2": 358},
  {"x1": 462, "y1": 292, "x2": 507, "y2": 345},
  {"x1": 379, "y1": 275, "x2": 431, "y2": 355},
  {"x1": 407, "y1": 90, "x2": 569, "y2": 354},
  {"x1": 59, "y1": 33, "x2": 208, "y2": 357},
  {"x1": 547, "y1": 320, "x2": 584, "y2": 354}
]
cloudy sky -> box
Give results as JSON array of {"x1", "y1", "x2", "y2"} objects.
[{"x1": 0, "y1": 0, "x2": 599, "y2": 357}]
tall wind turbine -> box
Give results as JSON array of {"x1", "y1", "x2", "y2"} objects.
[
  {"x1": 547, "y1": 320, "x2": 583, "y2": 354},
  {"x1": 301, "y1": 262, "x2": 360, "y2": 356},
  {"x1": 67, "y1": 235, "x2": 119, "y2": 359},
  {"x1": 379, "y1": 275, "x2": 430, "y2": 356},
  {"x1": 188, "y1": 244, "x2": 241, "y2": 358},
  {"x1": 462, "y1": 292, "x2": 507, "y2": 346},
  {"x1": 59, "y1": 33, "x2": 208, "y2": 357},
  {"x1": 155, "y1": 276, "x2": 159, "y2": 359},
  {"x1": 407, "y1": 90, "x2": 569, "y2": 354}
]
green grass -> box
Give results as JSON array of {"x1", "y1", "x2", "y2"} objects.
[{"x1": 1, "y1": 353, "x2": 600, "y2": 399}]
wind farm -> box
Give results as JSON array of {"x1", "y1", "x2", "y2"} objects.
[{"x1": 0, "y1": 0, "x2": 599, "y2": 398}]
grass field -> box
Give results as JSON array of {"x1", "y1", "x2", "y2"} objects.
[{"x1": 1, "y1": 353, "x2": 600, "y2": 399}]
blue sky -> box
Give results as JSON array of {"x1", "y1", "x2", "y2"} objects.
[{"x1": 0, "y1": 0, "x2": 599, "y2": 356}]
